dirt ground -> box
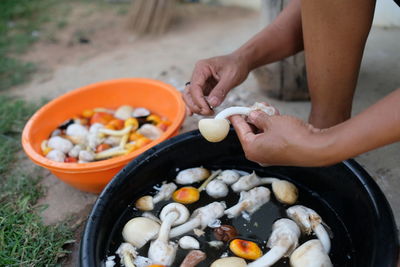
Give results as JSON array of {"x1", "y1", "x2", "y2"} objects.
[{"x1": 7, "y1": 3, "x2": 400, "y2": 265}]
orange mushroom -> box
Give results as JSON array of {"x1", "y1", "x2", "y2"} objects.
[
  {"x1": 229, "y1": 239, "x2": 262, "y2": 260},
  {"x1": 172, "y1": 187, "x2": 200, "y2": 204}
]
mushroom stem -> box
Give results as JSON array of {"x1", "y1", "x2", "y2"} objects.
[
  {"x1": 99, "y1": 125, "x2": 133, "y2": 136},
  {"x1": 123, "y1": 252, "x2": 137, "y2": 267},
  {"x1": 94, "y1": 147, "x2": 127, "y2": 160},
  {"x1": 169, "y1": 217, "x2": 201, "y2": 238},
  {"x1": 314, "y1": 224, "x2": 331, "y2": 253},
  {"x1": 198, "y1": 169, "x2": 222, "y2": 191},
  {"x1": 225, "y1": 187, "x2": 271, "y2": 218},
  {"x1": 247, "y1": 245, "x2": 287, "y2": 267},
  {"x1": 158, "y1": 211, "x2": 179, "y2": 243},
  {"x1": 214, "y1": 107, "x2": 252, "y2": 119}
]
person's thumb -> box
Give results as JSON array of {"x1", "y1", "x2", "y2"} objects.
[
  {"x1": 206, "y1": 76, "x2": 233, "y2": 108},
  {"x1": 248, "y1": 111, "x2": 272, "y2": 131}
]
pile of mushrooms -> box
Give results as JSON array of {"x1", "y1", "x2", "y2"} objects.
[
  {"x1": 109, "y1": 167, "x2": 334, "y2": 267},
  {"x1": 41, "y1": 105, "x2": 170, "y2": 163}
]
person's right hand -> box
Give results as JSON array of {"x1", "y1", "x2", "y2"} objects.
[{"x1": 183, "y1": 53, "x2": 250, "y2": 116}]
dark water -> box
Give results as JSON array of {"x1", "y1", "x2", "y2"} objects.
[{"x1": 106, "y1": 169, "x2": 354, "y2": 267}]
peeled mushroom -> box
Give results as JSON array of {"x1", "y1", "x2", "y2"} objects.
[
  {"x1": 290, "y1": 239, "x2": 333, "y2": 267},
  {"x1": 116, "y1": 242, "x2": 138, "y2": 267},
  {"x1": 78, "y1": 150, "x2": 95, "y2": 162},
  {"x1": 286, "y1": 205, "x2": 331, "y2": 253},
  {"x1": 46, "y1": 149, "x2": 65, "y2": 162},
  {"x1": 122, "y1": 217, "x2": 160, "y2": 249},
  {"x1": 135, "y1": 183, "x2": 178, "y2": 211},
  {"x1": 211, "y1": 257, "x2": 247, "y2": 267},
  {"x1": 48, "y1": 136, "x2": 73, "y2": 154},
  {"x1": 66, "y1": 123, "x2": 89, "y2": 139},
  {"x1": 216, "y1": 170, "x2": 240, "y2": 185},
  {"x1": 225, "y1": 186, "x2": 271, "y2": 218},
  {"x1": 178, "y1": 236, "x2": 200, "y2": 250},
  {"x1": 115, "y1": 105, "x2": 134, "y2": 120},
  {"x1": 198, "y1": 102, "x2": 276, "y2": 143},
  {"x1": 175, "y1": 167, "x2": 210, "y2": 185},
  {"x1": 137, "y1": 124, "x2": 163, "y2": 140},
  {"x1": 148, "y1": 203, "x2": 190, "y2": 265},
  {"x1": 206, "y1": 179, "x2": 229, "y2": 198},
  {"x1": 170, "y1": 202, "x2": 226, "y2": 238},
  {"x1": 248, "y1": 218, "x2": 300, "y2": 267},
  {"x1": 231, "y1": 172, "x2": 298, "y2": 205}
]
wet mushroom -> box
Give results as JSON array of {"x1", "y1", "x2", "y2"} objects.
[
  {"x1": 175, "y1": 167, "x2": 210, "y2": 185},
  {"x1": 248, "y1": 218, "x2": 301, "y2": 267},
  {"x1": 229, "y1": 239, "x2": 263, "y2": 260},
  {"x1": 290, "y1": 239, "x2": 333, "y2": 267},
  {"x1": 178, "y1": 236, "x2": 200, "y2": 250},
  {"x1": 205, "y1": 179, "x2": 229, "y2": 198},
  {"x1": 216, "y1": 169, "x2": 240, "y2": 185},
  {"x1": 198, "y1": 102, "x2": 276, "y2": 142},
  {"x1": 231, "y1": 172, "x2": 298, "y2": 205},
  {"x1": 210, "y1": 257, "x2": 247, "y2": 267},
  {"x1": 224, "y1": 186, "x2": 271, "y2": 218},
  {"x1": 122, "y1": 217, "x2": 160, "y2": 249},
  {"x1": 286, "y1": 205, "x2": 331, "y2": 253},
  {"x1": 213, "y1": 225, "x2": 238, "y2": 242},
  {"x1": 116, "y1": 242, "x2": 138, "y2": 267},
  {"x1": 148, "y1": 203, "x2": 190, "y2": 265},
  {"x1": 169, "y1": 202, "x2": 226, "y2": 238},
  {"x1": 135, "y1": 183, "x2": 178, "y2": 211},
  {"x1": 179, "y1": 250, "x2": 206, "y2": 267}
]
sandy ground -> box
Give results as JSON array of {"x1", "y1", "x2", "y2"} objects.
[{"x1": 7, "y1": 3, "x2": 400, "y2": 265}]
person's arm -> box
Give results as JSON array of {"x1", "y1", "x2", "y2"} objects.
[
  {"x1": 183, "y1": 0, "x2": 303, "y2": 115},
  {"x1": 230, "y1": 88, "x2": 400, "y2": 167}
]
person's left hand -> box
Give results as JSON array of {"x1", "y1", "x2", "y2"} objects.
[{"x1": 229, "y1": 110, "x2": 332, "y2": 167}]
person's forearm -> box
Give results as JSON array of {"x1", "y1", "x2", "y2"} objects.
[
  {"x1": 233, "y1": 0, "x2": 303, "y2": 71},
  {"x1": 320, "y1": 88, "x2": 400, "y2": 165}
]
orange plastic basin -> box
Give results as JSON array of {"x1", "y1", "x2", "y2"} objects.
[{"x1": 22, "y1": 78, "x2": 186, "y2": 193}]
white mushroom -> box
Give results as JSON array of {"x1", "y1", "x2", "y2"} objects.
[
  {"x1": 248, "y1": 218, "x2": 300, "y2": 267},
  {"x1": 206, "y1": 179, "x2": 229, "y2": 198},
  {"x1": 66, "y1": 123, "x2": 89, "y2": 138},
  {"x1": 231, "y1": 172, "x2": 298, "y2": 205},
  {"x1": 170, "y1": 202, "x2": 226, "y2": 238},
  {"x1": 47, "y1": 136, "x2": 73, "y2": 154},
  {"x1": 94, "y1": 146, "x2": 127, "y2": 160},
  {"x1": 115, "y1": 105, "x2": 134, "y2": 120},
  {"x1": 79, "y1": 150, "x2": 95, "y2": 162},
  {"x1": 142, "y1": 212, "x2": 162, "y2": 224},
  {"x1": 68, "y1": 144, "x2": 82, "y2": 158},
  {"x1": 224, "y1": 187, "x2": 271, "y2": 218},
  {"x1": 137, "y1": 124, "x2": 163, "y2": 140},
  {"x1": 211, "y1": 257, "x2": 247, "y2": 267},
  {"x1": 178, "y1": 236, "x2": 200, "y2": 250},
  {"x1": 148, "y1": 203, "x2": 190, "y2": 265},
  {"x1": 116, "y1": 242, "x2": 137, "y2": 267},
  {"x1": 46, "y1": 149, "x2": 65, "y2": 162},
  {"x1": 132, "y1": 107, "x2": 151, "y2": 117},
  {"x1": 175, "y1": 167, "x2": 210, "y2": 185},
  {"x1": 135, "y1": 182, "x2": 178, "y2": 211},
  {"x1": 87, "y1": 123, "x2": 105, "y2": 150},
  {"x1": 103, "y1": 136, "x2": 122, "y2": 146},
  {"x1": 290, "y1": 239, "x2": 333, "y2": 267},
  {"x1": 216, "y1": 170, "x2": 240, "y2": 185},
  {"x1": 180, "y1": 250, "x2": 206, "y2": 267},
  {"x1": 286, "y1": 205, "x2": 331, "y2": 253},
  {"x1": 122, "y1": 217, "x2": 160, "y2": 249},
  {"x1": 198, "y1": 102, "x2": 276, "y2": 142}
]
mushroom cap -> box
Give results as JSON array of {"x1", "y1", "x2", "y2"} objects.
[
  {"x1": 272, "y1": 180, "x2": 298, "y2": 204},
  {"x1": 46, "y1": 149, "x2": 65, "y2": 162},
  {"x1": 286, "y1": 205, "x2": 322, "y2": 234},
  {"x1": 206, "y1": 179, "x2": 229, "y2": 198},
  {"x1": 137, "y1": 124, "x2": 163, "y2": 140},
  {"x1": 176, "y1": 167, "x2": 210, "y2": 185},
  {"x1": 290, "y1": 239, "x2": 333, "y2": 267},
  {"x1": 48, "y1": 136, "x2": 73, "y2": 154},
  {"x1": 198, "y1": 118, "x2": 230, "y2": 143},
  {"x1": 211, "y1": 257, "x2": 247, "y2": 267},
  {"x1": 178, "y1": 236, "x2": 200, "y2": 250},
  {"x1": 217, "y1": 170, "x2": 240, "y2": 185},
  {"x1": 122, "y1": 217, "x2": 160, "y2": 249},
  {"x1": 267, "y1": 218, "x2": 301, "y2": 256},
  {"x1": 115, "y1": 105, "x2": 134, "y2": 120},
  {"x1": 193, "y1": 201, "x2": 226, "y2": 228},
  {"x1": 66, "y1": 123, "x2": 89, "y2": 137},
  {"x1": 160, "y1": 203, "x2": 190, "y2": 226},
  {"x1": 135, "y1": 195, "x2": 154, "y2": 211}
]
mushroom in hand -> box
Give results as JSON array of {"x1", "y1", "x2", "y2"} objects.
[
  {"x1": 169, "y1": 202, "x2": 226, "y2": 238},
  {"x1": 148, "y1": 203, "x2": 190, "y2": 265},
  {"x1": 224, "y1": 187, "x2": 271, "y2": 218},
  {"x1": 231, "y1": 172, "x2": 298, "y2": 205},
  {"x1": 198, "y1": 102, "x2": 276, "y2": 142},
  {"x1": 286, "y1": 205, "x2": 331, "y2": 253},
  {"x1": 248, "y1": 218, "x2": 300, "y2": 267},
  {"x1": 135, "y1": 183, "x2": 178, "y2": 211},
  {"x1": 122, "y1": 217, "x2": 160, "y2": 249},
  {"x1": 290, "y1": 239, "x2": 333, "y2": 267}
]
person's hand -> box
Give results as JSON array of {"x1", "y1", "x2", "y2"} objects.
[
  {"x1": 183, "y1": 53, "x2": 250, "y2": 116},
  {"x1": 230, "y1": 110, "x2": 333, "y2": 167}
]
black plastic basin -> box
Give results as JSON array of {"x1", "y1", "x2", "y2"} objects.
[{"x1": 80, "y1": 130, "x2": 398, "y2": 266}]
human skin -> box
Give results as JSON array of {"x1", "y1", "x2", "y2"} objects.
[{"x1": 230, "y1": 88, "x2": 400, "y2": 167}]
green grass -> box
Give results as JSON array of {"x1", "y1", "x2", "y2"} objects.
[{"x1": 0, "y1": 96, "x2": 74, "y2": 266}]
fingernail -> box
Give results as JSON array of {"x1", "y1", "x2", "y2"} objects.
[{"x1": 208, "y1": 96, "x2": 219, "y2": 107}]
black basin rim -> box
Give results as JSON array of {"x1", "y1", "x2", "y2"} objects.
[{"x1": 80, "y1": 130, "x2": 399, "y2": 267}]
